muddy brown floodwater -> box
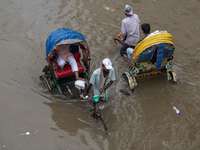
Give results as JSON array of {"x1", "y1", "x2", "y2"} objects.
[{"x1": 1, "y1": 0, "x2": 200, "y2": 149}]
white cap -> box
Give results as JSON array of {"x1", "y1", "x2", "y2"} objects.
[
  {"x1": 102, "y1": 58, "x2": 113, "y2": 70},
  {"x1": 124, "y1": 4, "x2": 133, "y2": 15}
]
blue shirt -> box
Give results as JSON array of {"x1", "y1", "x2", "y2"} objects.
[{"x1": 89, "y1": 68, "x2": 115, "y2": 101}]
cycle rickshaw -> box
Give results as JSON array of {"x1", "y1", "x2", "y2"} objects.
[
  {"x1": 40, "y1": 28, "x2": 91, "y2": 96},
  {"x1": 115, "y1": 31, "x2": 177, "y2": 90},
  {"x1": 40, "y1": 28, "x2": 108, "y2": 133}
]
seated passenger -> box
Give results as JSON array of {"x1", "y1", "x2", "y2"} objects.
[
  {"x1": 52, "y1": 44, "x2": 84, "y2": 81},
  {"x1": 125, "y1": 23, "x2": 151, "y2": 60},
  {"x1": 139, "y1": 23, "x2": 151, "y2": 42}
]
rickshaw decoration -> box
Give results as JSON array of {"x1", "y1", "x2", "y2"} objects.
[
  {"x1": 40, "y1": 28, "x2": 91, "y2": 96},
  {"x1": 115, "y1": 31, "x2": 177, "y2": 90},
  {"x1": 40, "y1": 29, "x2": 108, "y2": 133}
]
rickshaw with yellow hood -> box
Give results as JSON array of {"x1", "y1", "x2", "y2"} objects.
[{"x1": 115, "y1": 30, "x2": 177, "y2": 90}]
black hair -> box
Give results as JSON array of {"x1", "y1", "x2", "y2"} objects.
[{"x1": 141, "y1": 23, "x2": 150, "y2": 34}]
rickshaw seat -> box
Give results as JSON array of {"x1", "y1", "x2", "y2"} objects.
[{"x1": 54, "y1": 52, "x2": 84, "y2": 78}]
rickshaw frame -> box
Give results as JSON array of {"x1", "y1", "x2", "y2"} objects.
[
  {"x1": 115, "y1": 31, "x2": 177, "y2": 90},
  {"x1": 40, "y1": 28, "x2": 91, "y2": 96}
]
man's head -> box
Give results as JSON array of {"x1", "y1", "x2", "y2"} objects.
[
  {"x1": 124, "y1": 5, "x2": 133, "y2": 15},
  {"x1": 141, "y1": 23, "x2": 150, "y2": 35},
  {"x1": 102, "y1": 58, "x2": 113, "y2": 73}
]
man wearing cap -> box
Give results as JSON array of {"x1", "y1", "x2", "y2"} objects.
[
  {"x1": 84, "y1": 58, "x2": 115, "y2": 101},
  {"x1": 120, "y1": 4, "x2": 140, "y2": 59}
]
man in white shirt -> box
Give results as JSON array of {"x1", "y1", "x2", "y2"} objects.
[{"x1": 84, "y1": 58, "x2": 115, "y2": 101}]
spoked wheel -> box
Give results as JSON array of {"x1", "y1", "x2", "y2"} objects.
[
  {"x1": 55, "y1": 81, "x2": 67, "y2": 98},
  {"x1": 99, "y1": 115, "x2": 108, "y2": 134},
  {"x1": 55, "y1": 81, "x2": 63, "y2": 94},
  {"x1": 169, "y1": 71, "x2": 177, "y2": 82},
  {"x1": 92, "y1": 111, "x2": 108, "y2": 134},
  {"x1": 84, "y1": 72, "x2": 89, "y2": 86},
  {"x1": 81, "y1": 96, "x2": 108, "y2": 133},
  {"x1": 93, "y1": 101, "x2": 108, "y2": 134},
  {"x1": 40, "y1": 75, "x2": 53, "y2": 93}
]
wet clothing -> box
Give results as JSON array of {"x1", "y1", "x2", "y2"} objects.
[
  {"x1": 120, "y1": 44, "x2": 135, "y2": 57},
  {"x1": 56, "y1": 56, "x2": 66, "y2": 68},
  {"x1": 126, "y1": 30, "x2": 168, "y2": 59},
  {"x1": 89, "y1": 67, "x2": 115, "y2": 101},
  {"x1": 121, "y1": 14, "x2": 140, "y2": 47},
  {"x1": 56, "y1": 56, "x2": 78, "y2": 72},
  {"x1": 67, "y1": 56, "x2": 78, "y2": 72},
  {"x1": 126, "y1": 48, "x2": 135, "y2": 59}
]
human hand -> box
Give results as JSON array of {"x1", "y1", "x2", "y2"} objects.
[{"x1": 100, "y1": 88, "x2": 104, "y2": 94}]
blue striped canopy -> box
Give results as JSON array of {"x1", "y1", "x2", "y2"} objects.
[{"x1": 46, "y1": 28, "x2": 87, "y2": 60}]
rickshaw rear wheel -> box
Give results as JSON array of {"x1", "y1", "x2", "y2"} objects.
[
  {"x1": 40, "y1": 75, "x2": 53, "y2": 93},
  {"x1": 55, "y1": 81, "x2": 63, "y2": 94},
  {"x1": 84, "y1": 73, "x2": 89, "y2": 86}
]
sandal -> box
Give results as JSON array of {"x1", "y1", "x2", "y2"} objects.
[{"x1": 119, "y1": 89, "x2": 130, "y2": 96}]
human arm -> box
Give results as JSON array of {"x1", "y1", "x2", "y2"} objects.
[
  {"x1": 100, "y1": 68, "x2": 115, "y2": 94},
  {"x1": 121, "y1": 20, "x2": 127, "y2": 42},
  {"x1": 84, "y1": 83, "x2": 92, "y2": 95},
  {"x1": 99, "y1": 81, "x2": 113, "y2": 94},
  {"x1": 84, "y1": 70, "x2": 96, "y2": 94}
]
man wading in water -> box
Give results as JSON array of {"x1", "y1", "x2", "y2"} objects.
[{"x1": 84, "y1": 58, "x2": 115, "y2": 102}]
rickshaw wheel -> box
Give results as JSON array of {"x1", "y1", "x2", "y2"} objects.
[
  {"x1": 84, "y1": 73, "x2": 89, "y2": 86},
  {"x1": 41, "y1": 75, "x2": 53, "y2": 93},
  {"x1": 55, "y1": 81, "x2": 63, "y2": 94}
]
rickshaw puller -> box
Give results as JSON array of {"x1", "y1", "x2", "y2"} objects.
[
  {"x1": 120, "y1": 4, "x2": 140, "y2": 59},
  {"x1": 84, "y1": 58, "x2": 115, "y2": 101}
]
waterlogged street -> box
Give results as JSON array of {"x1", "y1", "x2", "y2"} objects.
[{"x1": 0, "y1": 0, "x2": 200, "y2": 149}]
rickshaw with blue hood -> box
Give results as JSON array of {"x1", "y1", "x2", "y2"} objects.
[
  {"x1": 40, "y1": 29, "x2": 109, "y2": 133},
  {"x1": 40, "y1": 28, "x2": 91, "y2": 97}
]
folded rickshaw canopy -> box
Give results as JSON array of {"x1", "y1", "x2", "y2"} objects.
[{"x1": 46, "y1": 28, "x2": 88, "y2": 60}]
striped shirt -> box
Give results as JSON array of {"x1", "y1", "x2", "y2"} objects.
[{"x1": 121, "y1": 14, "x2": 140, "y2": 46}]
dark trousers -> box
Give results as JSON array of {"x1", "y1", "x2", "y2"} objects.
[{"x1": 120, "y1": 43, "x2": 135, "y2": 57}]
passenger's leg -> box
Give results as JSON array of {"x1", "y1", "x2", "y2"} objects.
[
  {"x1": 121, "y1": 43, "x2": 130, "y2": 59},
  {"x1": 68, "y1": 56, "x2": 85, "y2": 81},
  {"x1": 74, "y1": 71, "x2": 84, "y2": 81},
  {"x1": 126, "y1": 48, "x2": 134, "y2": 59}
]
